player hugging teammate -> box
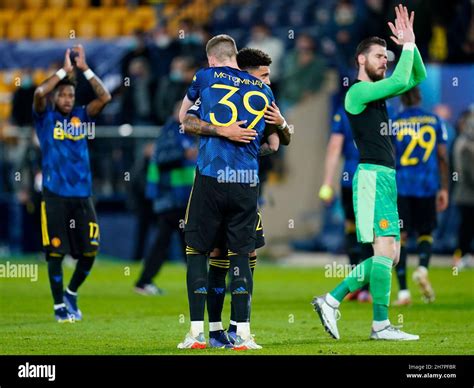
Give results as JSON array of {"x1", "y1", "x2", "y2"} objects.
[{"x1": 177, "y1": 35, "x2": 290, "y2": 350}]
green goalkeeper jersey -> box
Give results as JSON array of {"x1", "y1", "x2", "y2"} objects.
[{"x1": 344, "y1": 44, "x2": 427, "y2": 168}]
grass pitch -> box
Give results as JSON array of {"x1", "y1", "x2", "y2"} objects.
[{"x1": 0, "y1": 257, "x2": 472, "y2": 355}]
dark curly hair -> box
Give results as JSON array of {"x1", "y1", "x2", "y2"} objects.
[{"x1": 54, "y1": 77, "x2": 77, "y2": 90}]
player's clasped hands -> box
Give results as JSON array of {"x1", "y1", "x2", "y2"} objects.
[
  {"x1": 388, "y1": 4, "x2": 415, "y2": 45},
  {"x1": 71, "y1": 44, "x2": 89, "y2": 71},
  {"x1": 63, "y1": 44, "x2": 89, "y2": 74},
  {"x1": 63, "y1": 48, "x2": 74, "y2": 74},
  {"x1": 221, "y1": 120, "x2": 257, "y2": 143}
]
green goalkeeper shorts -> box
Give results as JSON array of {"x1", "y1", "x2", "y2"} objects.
[{"x1": 352, "y1": 163, "x2": 400, "y2": 243}]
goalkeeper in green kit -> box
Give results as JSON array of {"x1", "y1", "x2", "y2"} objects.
[{"x1": 312, "y1": 4, "x2": 426, "y2": 340}]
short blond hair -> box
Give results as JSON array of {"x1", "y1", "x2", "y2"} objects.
[{"x1": 205, "y1": 34, "x2": 238, "y2": 61}]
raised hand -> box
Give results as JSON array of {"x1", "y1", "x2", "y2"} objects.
[
  {"x1": 388, "y1": 4, "x2": 415, "y2": 45},
  {"x1": 72, "y1": 44, "x2": 89, "y2": 71}
]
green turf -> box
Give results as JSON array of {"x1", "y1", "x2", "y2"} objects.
[{"x1": 0, "y1": 257, "x2": 472, "y2": 355}]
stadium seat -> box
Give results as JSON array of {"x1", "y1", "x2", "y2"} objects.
[
  {"x1": 181, "y1": 4, "x2": 209, "y2": 24},
  {"x1": 77, "y1": 19, "x2": 96, "y2": 39},
  {"x1": 33, "y1": 69, "x2": 48, "y2": 86},
  {"x1": 53, "y1": 19, "x2": 74, "y2": 39},
  {"x1": 0, "y1": 72, "x2": 9, "y2": 91},
  {"x1": 98, "y1": 19, "x2": 120, "y2": 39},
  {"x1": 0, "y1": 101, "x2": 12, "y2": 122},
  {"x1": 133, "y1": 6, "x2": 157, "y2": 29},
  {"x1": 262, "y1": 7, "x2": 285, "y2": 28},
  {"x1": 122, "y1": 17, "x2": 142, "y2": 36},
  {"x1": 6, "y1": 21, "x2": 28, "y2": 40},
  {"x1": 0, "y1": 10, "x2": 16, "y2": 24},
  {"x1": 1, "y1": 0, "x2": 17, "y2": 8},
  {"x1": 211, "y1": 5, "x2": 239, "y2": 29},
  {"x1": 71, "y1": 0, "x2": 90, "y2": 8},
  {"x1": 109, "y1": 7, "x2": 128, "y2": 21},
  {"x1": 85, "y1": 8, "x2": 108, "y2": 22},
  {"x1": 0, "y1": 16, "x2": 13, "y2": 40},
  {"x1": 237, "y1": 4, "x2": 263, "y2": 28},
  {"x1": 63, "y1": 8, "x2": 85, "y2": 22},
  {"x1": 188, "y1": 0, "x2": 211, "y2": 23},
  {"x1": 222, "y1": 28, "x2": 246, "y2": 48},
  {"x1": 31, "y1": 21, "x2": 51, "y2": 40},
  {"x1": 24, "y1": 0, "x2": 45, "y2": 9},
  {"x1": 134, "y1": 6, "x2": 156, "y2": 21},
  {"x1": 163, "y1": 3, "x2": 179, "y2": 18},
  {"x1": 39, "y1": 8, "x2": 62, "y2": 22},
  {"x1": 1, "y1": 69, "x2": 22, "y2": 92},
  {"x1": 288, "y1": 6, "x2": 313, "y2": 27},
  {"x1": 18, "y1": 9, "x2": 38, "y2": 23}
]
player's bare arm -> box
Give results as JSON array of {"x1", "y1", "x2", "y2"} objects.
[
  {"x1": 72, "y1": 45, "x2": 111, "y2": 117},
  {"x1": 264, "y1": 101, "x2": 291, "y2": 145},
  {"x1": 182, "y1": 113, "x2": 256, "y2": 143},
  {"x1": 436, "y1": 143, "x2": 449, "y2": 212},
  {"x1": 319, "y1": 133, "x2": 344, "y2": 203},
  {"x1": 33, "y1": 49, "x2": 74, "y2": 113},
  {"x1": 259, "y1": 132, "x2": 280, "y2": 156}
]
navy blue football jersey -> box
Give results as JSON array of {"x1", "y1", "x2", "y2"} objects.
[
  {"x1": 394, "y1": 107, "x2": 447, "y2": 197},
  {"x1": 186, "y1": 66, "x2": 275, "y2": 183},
  {"x1": 33, "y1": 105, "x2": 93, "y2": 197}
]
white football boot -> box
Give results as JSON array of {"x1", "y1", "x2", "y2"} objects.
[{"x1": 311, "y1": 294, "x2": 341, "y2": 340}]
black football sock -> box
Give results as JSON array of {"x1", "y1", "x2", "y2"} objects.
[
  {"x1": 229, "y1": 255, "x2": 257, "y2": 330},
  {"x1": 360, "y1": 243, "x2": 373, "y2": 292},
  {"x1": 346, "y1": 231, "x2": 360, "y2": 267},
  {"x1": 396, "y1": 245, "x2": 408, "y2": 291},
  {"x1": 417, "y1": 235, "x2": 433, "y2": 269},
  {"x1": 229, "y1": 254, "x2": 253, "y2": 323},
  {"x1": 207, "y1": 256, "x2": 229, "y2": 330},
  {"x1": 46, "y1": 252, "x2": 65, "y2": 305},
  {"x1": 186, "y1": 249, "x2": 208, "y2": 322},
  {"x1": 68, "y1": 254, "x2": 96, "y2": 293}
]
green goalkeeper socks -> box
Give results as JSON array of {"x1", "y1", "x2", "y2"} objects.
[
  {"x1": 370, "y1": 256, "x2": 393, "y2": 321},
  {"x1": 329, "y1": 255, "x2": 393, "y2": 321},
  {"x1": 329, "y1": 281, "x2": 351, "y2": 303},
  {"x1": 344, "y1": 258, "x2": 373, "y2": 291},
  {"x1": 329, "y1": 258, "x2": 373, "y2": 303}
]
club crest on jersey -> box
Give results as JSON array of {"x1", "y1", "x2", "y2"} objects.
[
  {"x1": 53, "y1": 117, "x2": 93, "y2": 141},
  {"x1": 379, "y1": 219, "x2": 389, "y2": 229},
  {"x1": 70, "y1": 116, "x2": 81, "y2": 127}
]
